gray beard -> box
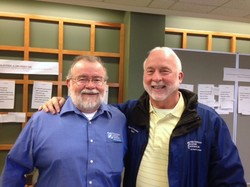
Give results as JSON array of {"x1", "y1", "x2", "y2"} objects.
[{"x1": 70, "y1": 91, "x2": 104, "y2": 113}]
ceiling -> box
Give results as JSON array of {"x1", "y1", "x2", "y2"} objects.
[{"x1": 37, "y1": 0, "x2": 250, "y2": 23}]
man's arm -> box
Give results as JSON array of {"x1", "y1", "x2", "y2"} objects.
[
  {"x1": 1, "y1": 159, "x2": 28, "y2": 187},
  {"x1": 38, "y1": 97, "x2": 66, "y2": 114},
  {"x1": 209, "y1": 119, "x2": 246, "y2": 186},
  {"x1": 39, "y1": 96, "x2": 137, "y2": 115},
  {"x1": 1, "y1": 118, "x2": 36, "y2": 187}
]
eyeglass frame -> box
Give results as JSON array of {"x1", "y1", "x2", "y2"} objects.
[{"x1": 69, "y1": 76, "x2": 107, "y2": 86}]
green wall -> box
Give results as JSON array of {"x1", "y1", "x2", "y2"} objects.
[
  {"x1": 165, "y1": 16, "x2": 250, "y2": 53},
  {"x1": 0, "y1": 0, "x2": 125, "y2": 23},
  {"x1": 165, "y1": 15, "x2": 250, "y2": 34},
  {"x1": 124, "y1": 12, "x2": 165, "y2": 100}
]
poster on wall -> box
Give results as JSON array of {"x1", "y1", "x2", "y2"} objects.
[
  {"x1": 0, "y1": 80, "x2": 15, "y2": 109},
  {"x1": 238, "y1": 86, "x2": 250, "y2": 115},
  {"x1": 0, "y1": 59, "x2": 59, "y2": 75},
  {"x1": 31, "y1": 81, "x2": 53, "y2": 109}
]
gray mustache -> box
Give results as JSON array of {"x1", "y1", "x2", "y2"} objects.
[{"x1": 80, "y1": 89, "x2": 99, "y2": 94}]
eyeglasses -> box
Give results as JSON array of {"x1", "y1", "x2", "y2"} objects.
[{"x1": 71, "y1": 76, "x2": 106, "y2": 86}]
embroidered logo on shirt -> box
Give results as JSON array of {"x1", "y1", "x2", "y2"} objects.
[
  {"x1": 107, "y1": 132, "x2": 122, "y2": 142},
  {"x1": 187, "y1": 140, "x2": 202, "y2": 151}
]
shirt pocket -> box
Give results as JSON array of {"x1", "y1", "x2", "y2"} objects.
[{"x1": 105, "y1": 140, "x2": 125, "y2": 173}]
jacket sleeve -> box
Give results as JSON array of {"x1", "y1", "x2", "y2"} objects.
[
  {"x1": 208, "y1": 116, "x2": 246, "y2": 186},
  {"x1": 1, "y1": 118, "x2": 35, "y2": 187},
  {"x1": 112, "y1": 100, "x2": 137, "y2": 115}
]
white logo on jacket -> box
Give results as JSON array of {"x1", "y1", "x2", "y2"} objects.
[{"x1": 187, "y1": 141, "x2": 202, "y2": 151}]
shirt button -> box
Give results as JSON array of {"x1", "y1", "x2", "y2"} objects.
[
  {"x1": 89, "y1": 181, "x2": 92, "y2": 185},
  {"x1": 90, "y1": 160, "x2": 94, "y2": 163},
  {"x1": 90, "y1": 139, "x2": 94, "y2": 143}
]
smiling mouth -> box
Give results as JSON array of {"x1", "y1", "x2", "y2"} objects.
[
  {"x1": 152, "y1": 85, "x2": 165, "y2": 89},
  {"x1": 81, "y1": 89, "x2": 99, "y2": 95},
  {"x1": 83, "y1": 92, "x2": 98, "y2": 95}
]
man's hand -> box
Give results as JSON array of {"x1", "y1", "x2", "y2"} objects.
[{"x1": 38, "y1": 97, "x2": 66, "y2": 114}]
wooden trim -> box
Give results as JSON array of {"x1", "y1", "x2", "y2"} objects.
[
  {"x1": 118, "y1": 24, "x2": 125, "y2": 103},
  {"x1": 0, "y1": 144, "x2": 13, "y2": 151},
  {"x1": 0, "y1": 12, "x2": 125, "y2": 151},
  {"x1": 165, "y1": 27, "x2": 250, "y2": 52},
  {"x1": 57, "y1": 19, "x2": 64, "y2": 97},
  {"x1": 90, "y1": 23, "x2": 96, "y2": 54},
  {"x1": 182, "y1": 32, "x2": 187, "y2": 49},
  {"x1": 231, "y1": 36, "x2": 237, "y2": 53},
  {"x1": 207, "y1": 34, "x2": 212, "y2": 51},
  {"x1": 0, "y1": 46, "x2": 24, "y2": 51}
]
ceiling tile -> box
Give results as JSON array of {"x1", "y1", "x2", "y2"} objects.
[
  {"x1": 223, "y1": 0, "x2": 250, "y2": 10},
  {"x1": 104, "y1": 0, "x2": 151, "y2": 7},
  {"x1": 179, "y1": 0, "x2": 229, "y2": 6},
  {"x1": 243, "y1": 14, "x2": 250, "y2": 19},
  {"x1": 149, "y1": 0, "x2": 176, "y2": 9},
  {"x1": 36, "y1": 0, "x2": 250, "y2": 23},
  {"x1": 210, "y1": 7, "x2": 250, "y2": 17},
  {"x1": 170, "y1": 2, "x2": 215, "y2": 13}
]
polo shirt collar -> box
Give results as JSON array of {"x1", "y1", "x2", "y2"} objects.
[{"x1": 149, "y1": 92, "x2": 185, "y2": 118}]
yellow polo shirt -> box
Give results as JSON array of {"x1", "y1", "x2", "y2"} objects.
[{"x1": 136, "y1": 92, "x2": 185, "y2": 187}]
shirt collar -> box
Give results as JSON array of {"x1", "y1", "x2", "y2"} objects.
[
  {"x1": 60, "y1": 97, "x2": 112, "y2": 119},
  {"x1": 171, "y1": 92, "x2": 185, "y2": 118},
  {"x1": 149, "y1": 92, "x2": 185, "y2": 118}
]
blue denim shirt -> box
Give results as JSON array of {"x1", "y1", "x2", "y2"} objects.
[{"x1": 1, "y1": 97, "x2": 127, "y2": 187}]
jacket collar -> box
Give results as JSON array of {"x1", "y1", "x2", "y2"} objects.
[{"x1": 130, "y1": 89, "x2": 201, "y2": 132}]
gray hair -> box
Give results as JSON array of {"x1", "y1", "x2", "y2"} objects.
[
  {"x1": 66, "y1": 55, "x2": 108, "y2": 80},
  {"x1": 143, "y1": 47, "x2": 182, "y2": 72}
]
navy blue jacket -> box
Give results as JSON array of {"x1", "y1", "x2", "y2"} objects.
[{"x1": 116, "y1": 89, "x2": 246, "y2": 187}]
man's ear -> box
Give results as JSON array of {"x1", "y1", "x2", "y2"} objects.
[
  {"x1": 179, "y1": 72, "x2": 184, "y2": 84},
  {"x1": 66, "y1": 79, "x2": 71, "y2": 88}
]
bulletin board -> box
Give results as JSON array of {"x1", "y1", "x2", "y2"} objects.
[
  {"x1": 173, "y1": 49, "x2": 250, "y2": 184},
  {"x1": 237, "y1": 53, "x2": 250, "y2": 184}
]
